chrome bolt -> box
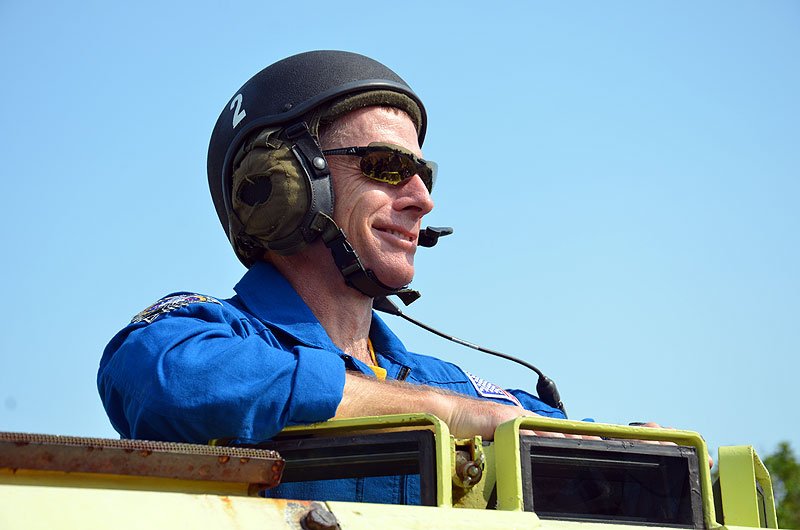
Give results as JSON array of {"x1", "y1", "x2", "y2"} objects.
[{"x1": 466, "y1": 462, "x2": 482, "y2": 480}]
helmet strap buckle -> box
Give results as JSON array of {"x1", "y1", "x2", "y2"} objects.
[{"x1": 314, "y1": 213, "x2": 420, "y2": 305}]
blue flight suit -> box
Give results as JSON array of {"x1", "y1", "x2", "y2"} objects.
[{"x1": 98, "y1": 261, "x2": 565, "y2": 503}]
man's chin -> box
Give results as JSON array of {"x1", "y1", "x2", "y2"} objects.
[{"x1": 371, "y1": 265, "x2": 415, "y2": 289}]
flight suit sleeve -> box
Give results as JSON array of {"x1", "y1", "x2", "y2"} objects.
[
  {"x1": 506, "y1": 388, "x2": 567, "y2": 419},
  {"x1": 97, "y1": 299, "x2": 346, "y2": 444}
]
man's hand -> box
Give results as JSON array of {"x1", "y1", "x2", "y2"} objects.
[
  {"x1": 634, "y1": 422, "x2": 714, "y2": 468},
  {"x1": 443, "y1": 393, "x2": 566, "y2": 440},
  {"x1": 630, "y1": 422, "x2": 678, "y2": 445}
]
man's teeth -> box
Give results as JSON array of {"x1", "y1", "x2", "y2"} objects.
[{"x1": 386, "y1": 229, "x2": 412, "y2": 242}]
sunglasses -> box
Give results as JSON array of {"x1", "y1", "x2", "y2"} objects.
[{"x1": 322, "y1": 142, "x2": 437, "y2": 193}]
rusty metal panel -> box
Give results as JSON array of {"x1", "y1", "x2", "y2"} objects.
[
  {"x1": 0, "y1": 483, "x2": 319, "y2": 530},
  {"x1": 0, "y1": 432, "x2": 283, "y2": 490}
]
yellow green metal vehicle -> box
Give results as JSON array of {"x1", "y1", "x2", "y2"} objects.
[{"x1": 0, "y1": 414, "x2": 781, "y2": 529}]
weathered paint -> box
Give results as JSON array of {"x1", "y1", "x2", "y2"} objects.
[
  {"x1": 0, "y1": 431, "x2": 283, "y2": 496},
  {"x1": 0, "y1": 483, "x2": 316, "y2": 529},
  {"x1": 327, "y1": 500, "x2": 542, "y2": 530},
  {"x1": 0, "y1": 468, "x2": 252, "y2": 496}
]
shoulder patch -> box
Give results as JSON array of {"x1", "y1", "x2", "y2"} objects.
[
  {"x1": 464, "y1": 371, "x2": 522, "y2": 407},
  {"x1": 131, "y1": 294, "x2": 222, "y2": 324}
]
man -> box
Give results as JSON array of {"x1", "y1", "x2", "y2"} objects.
[{"x1": 97, "y1": 51, "x2": 566, "y2": 503}]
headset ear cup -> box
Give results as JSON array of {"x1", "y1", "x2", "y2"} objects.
[
  {"x1": 229, "y1": 129, "x2": 312, "y2": 263},
  {"x1": 238, "y1": 172, "x2": 272, "y2": 207}
]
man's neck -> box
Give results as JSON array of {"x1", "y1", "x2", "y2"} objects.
[{"x1": 270, "y1": 247, "x2": 374, "y2": 365}]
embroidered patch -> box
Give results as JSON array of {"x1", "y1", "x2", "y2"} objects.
[
  {"x1": 464, "y1": 371, "x2": 522, "y2": 407},
  {"x1": 131, "y1": 294, "x2": 222, "y2": 324}
]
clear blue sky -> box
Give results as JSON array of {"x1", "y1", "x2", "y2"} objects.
[{"x1": 1, "y1": 1, "x2": 798, "y2": 461}]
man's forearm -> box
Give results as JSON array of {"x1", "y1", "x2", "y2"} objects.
[{"x1": 333, "y1": 372, "x2": 541, "y2": 439}]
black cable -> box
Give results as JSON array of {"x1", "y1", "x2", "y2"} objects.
[
  {"x1": 399, "y1": 311, "x2": 545, "y2": 377},
  {"x1": 373, "y1": 296, "x2": 566, "y2": 415}
]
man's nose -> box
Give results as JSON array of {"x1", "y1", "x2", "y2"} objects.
[{"x1": 395, "y1": 174, "x2": 435, "y2": 216}]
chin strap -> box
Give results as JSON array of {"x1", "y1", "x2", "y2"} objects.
[{"x1": 311, "y1": 212, "x2": 422, "y2": 305}]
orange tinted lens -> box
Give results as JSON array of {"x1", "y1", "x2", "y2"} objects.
[{"x1": 360, "y1": 152, "x2": 416, "y2": 184}]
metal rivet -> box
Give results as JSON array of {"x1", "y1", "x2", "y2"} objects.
[
  {"x1": 302, "y1": 507, "x2": 339, "y2": 530},
  {"x1": 312, "y1": 157, "x2": 327, "y2": 170},
  {"x1": 282, "y1": 103, "x2": 293, "y2": 112}
]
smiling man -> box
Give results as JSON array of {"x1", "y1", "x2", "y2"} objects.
[{"x1": 97, "y1": 51, "x2": 567, "y2": 504}]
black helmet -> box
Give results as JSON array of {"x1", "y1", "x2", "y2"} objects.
[
  {"x1": 207, "y1": 50, "x2": 427, "y2": 253},
  {"x1": 206, "y1": 50, "x2": 439, "y2": 304}
]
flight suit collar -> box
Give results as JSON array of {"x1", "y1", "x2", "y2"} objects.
[
  {"x1": 233, "y1": 261, "x2": 336, "y2": 350},
  {"x1": 234, "y1": 261, "x2": 414, "y2": 373}
]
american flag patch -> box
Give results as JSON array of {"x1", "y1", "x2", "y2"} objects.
[{"x1": 464, "y1": 371, "x2": 522, "y2": 407}]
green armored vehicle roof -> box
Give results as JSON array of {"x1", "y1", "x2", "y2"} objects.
[{"x1": 0, "y1": 414, "x2": 781, "y2": 529}]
